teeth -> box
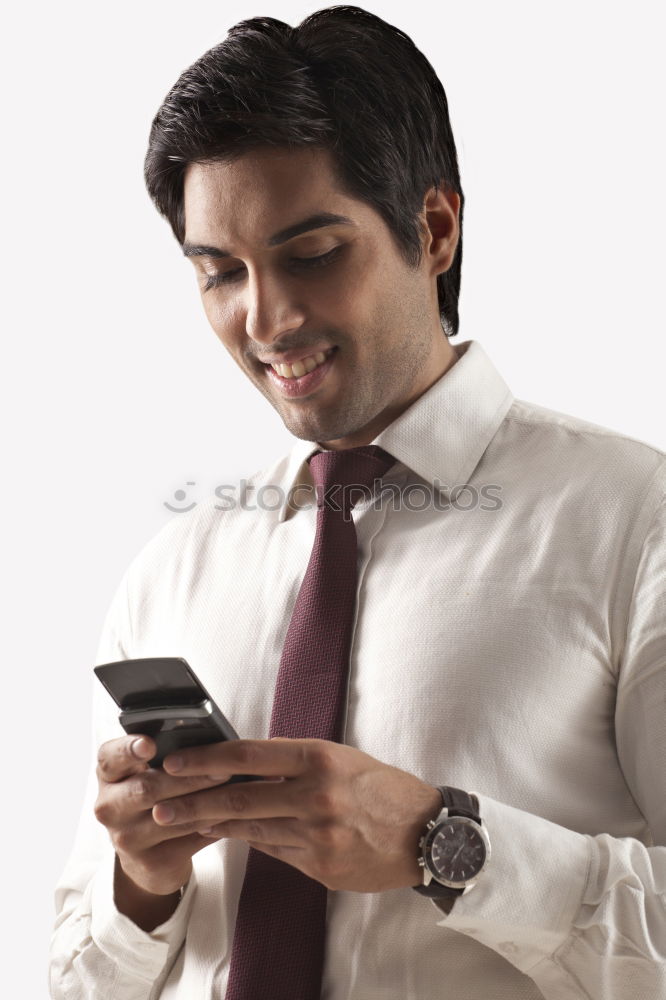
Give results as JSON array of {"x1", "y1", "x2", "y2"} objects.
[{"x1": 271, "y1": 350, "x2": 332, "y2": 379}]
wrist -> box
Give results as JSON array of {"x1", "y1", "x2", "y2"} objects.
[
  {"x1": 113, "y1": 856, "x2": 185, "y2": 932},
  {"x1": 413, "y1": 786, "x2": 491, "y2": 903},
  {"x1": 404, "y1": 783, "x2": 446, "y2": 887}
]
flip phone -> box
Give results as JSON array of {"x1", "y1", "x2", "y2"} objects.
[{"x1": 94, "y1": 656, "x2": 256, "y2": 779}]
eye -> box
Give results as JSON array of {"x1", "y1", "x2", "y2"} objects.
[
  {"x1": 202, "y1": 245, "x2": 344, "y2": 292},
  {"x1": 292, "y1": 246, "x2": 343, "y2": 270}
]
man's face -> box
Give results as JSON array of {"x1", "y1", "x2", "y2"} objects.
[{"x1": 183, "y1": 146, "x2": 458, "y2": 449}]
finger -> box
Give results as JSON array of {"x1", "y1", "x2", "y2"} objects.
[
  {"x1": 162, "y1": 736, "x2": 327, "y2": 781},
  {"x1": 130, "y1": 770, "x2": 227, "y2": 805},
  {"x1": 197, "y1": 817, "x2": 304, "y2": 849},
  {"x1": 96, "y1": 735, "x2": 156, "y2": 784},
  {"x1": 95, "y1": 771, "x2": 228, "y2": 829},
  {"x1": 152, "y1": 776, "x2": 304, "y2": 828},
  {"x1": 111, "y1": 812, "x2": 225, "y2": 853}
]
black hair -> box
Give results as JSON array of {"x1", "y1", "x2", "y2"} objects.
[{"x1": 144, "y1": 5, "x2": 464, "y2": 337}]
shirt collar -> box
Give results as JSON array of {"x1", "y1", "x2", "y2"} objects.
[{"x1": 275, "y1": 339, "x2": 514, "y2": 522}]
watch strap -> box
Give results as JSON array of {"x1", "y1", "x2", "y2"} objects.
[
  {"x1": 439, "y1": 785, "x2": 480, "y2": 821},
  {"x1": 413, "y1": 880, "x2": 466, "y2": 899}
]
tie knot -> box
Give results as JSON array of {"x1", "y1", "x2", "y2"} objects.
[{"x1": 307, "y1": 445, "x2": 395, "y2": 514}]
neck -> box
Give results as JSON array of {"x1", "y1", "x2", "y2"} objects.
[{"x1": 319, "y1": 337, "x2": 460, "y2": 450}]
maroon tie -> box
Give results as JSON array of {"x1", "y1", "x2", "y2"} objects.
[{"x1": 224, "y1": 445, "x2": 395, "y2": 1000}]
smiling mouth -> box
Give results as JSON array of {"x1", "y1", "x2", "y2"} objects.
[
  {"x1": 263, "y1": 347, "x2": 336, "y2": 380},
  {"x1": 262, "y1": 346, "x2": 338, "y2": 398}
]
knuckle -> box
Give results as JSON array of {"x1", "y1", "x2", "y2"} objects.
[
  {"x1": 312, "y1": 818, "x2": 340, "y2": 849},
  {"x1": 96, "y1": 746, "x2": 113, "y2": 779},
  {"x1": 311, "y1": 786, "x2": 338, "y2": 820},
  {"x1": 227, "y1": 788, "x2": 250, "y2": 815},
  {"x1": 113, "y1": 827, "x2": 136, "y2": 854},
  {"x1": 96, "y1": 738, "x2": 131, "y2": 781},
  {"x1": 93, "y1": 797, "x2": 112, "y2": 827},
  {"x1": 247, "y1": 820, "x2": 264, "y2": 841},
  {"x1": 127, "y1": 774, "x2": 154, "y2": 805},
  {"x1": 307, "y1": 741, "x2": 336, "y2": 776},
  {"x1": 234, "y1": 741, "x2": 260, "y2": 770}
]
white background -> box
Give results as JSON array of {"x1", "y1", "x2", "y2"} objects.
[{"x1": 3, "y1": 1, "x2": 664, "y2": 994}]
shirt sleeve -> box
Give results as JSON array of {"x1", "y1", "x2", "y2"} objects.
[
  {"x1": 49, "y1": 571, "x2": 196, "y2": 1000},
  {"x1": 433, "y1": 494, "x2": 666, "y2": 1000}
]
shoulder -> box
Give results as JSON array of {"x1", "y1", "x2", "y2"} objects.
[
  {"x1": 482, "y1": 399, "x2": 666, "y2": 555},
  {"x1": 123, "y1": 447, "x2": 297, "y2": 591},
  {"x1": 500, "y1": 396, "x2": 666, "y2": 491}
]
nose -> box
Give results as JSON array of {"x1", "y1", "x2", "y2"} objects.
[{"x1": 244, "y1": 267, "x2": 308, "y2": 346}]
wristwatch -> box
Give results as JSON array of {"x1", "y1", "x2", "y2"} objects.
[{"x1": 413, "y1": 786, "x2": 491, "y2": 912}]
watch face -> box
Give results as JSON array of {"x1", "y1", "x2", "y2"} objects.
[{"x1": 425, "y1": 816, "x2": 489, "y2": 887}]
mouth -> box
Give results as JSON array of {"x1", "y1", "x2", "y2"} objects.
[{"x1": 262, "y1": 347, "x2": 338, "y2": 398}]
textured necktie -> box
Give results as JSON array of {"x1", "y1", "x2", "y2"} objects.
[{"x1": 225, "y1": 444, "x2": 395, "y2": 1000}]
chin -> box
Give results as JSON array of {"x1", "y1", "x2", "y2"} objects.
[{"x1": 280, "y1": 411, "x2": 360, "y2": 445}]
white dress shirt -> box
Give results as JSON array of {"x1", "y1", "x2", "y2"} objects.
[{"x1": 50, "y1": 339, "x2": 666, "y2": 999}]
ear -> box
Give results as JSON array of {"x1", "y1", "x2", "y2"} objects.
[{"x1": 420, "y1": 184, "x2": 461, "y2": 277}]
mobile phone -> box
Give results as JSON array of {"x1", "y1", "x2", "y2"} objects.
[{"x1": 94, "y1": 656, "x2": 257, "y2": 779}]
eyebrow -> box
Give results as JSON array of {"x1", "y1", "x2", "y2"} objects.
[{"x1": 182, "y1": 212, "x2": 355, "y2": 259}]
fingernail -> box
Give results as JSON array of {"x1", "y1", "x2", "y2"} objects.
[
  {"x1": 199, "y1": 827, "x2": 214, "y2": 835},
  {"x1": 131, "y1": 737, "x2": 152, "y2": 759},
  {"x1": 155, "y1": 804, "x2": 175, "y2": 824},
  {"x1": 164, "y1": 754, "x2": 184, "y2": 773}
]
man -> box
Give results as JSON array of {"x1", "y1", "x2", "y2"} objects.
[{"x1": 50, "y1": 6, "x2": 666, "y2": 999}]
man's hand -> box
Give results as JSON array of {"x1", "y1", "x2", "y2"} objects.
[
  {"x1": 155, "y1": 738, "x2": 442, "y2": 892},
  {"x1": 94, "y1": 734, "x2": 226, "y2": 901}
]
